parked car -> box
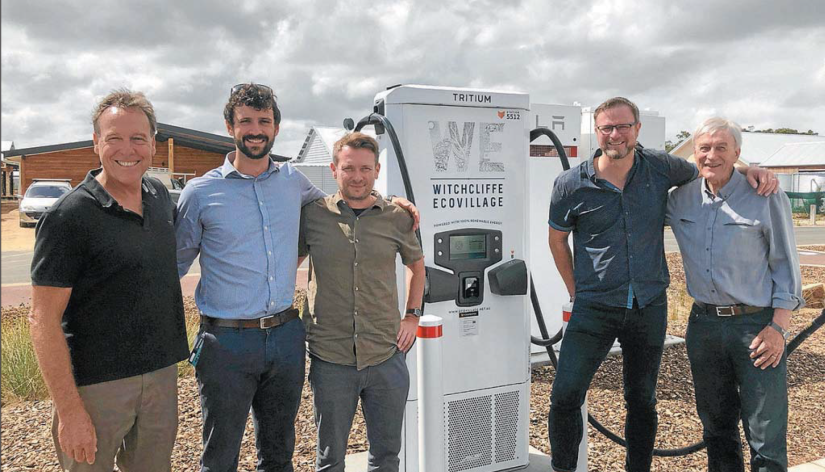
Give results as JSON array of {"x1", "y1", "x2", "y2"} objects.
[{"x1": 18, "y1": 179, "x2": 72, "y2": 227}]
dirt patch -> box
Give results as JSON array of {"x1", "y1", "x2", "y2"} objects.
[{"x1": 1, "y1": 201, "x2": 34, "y2": 252}]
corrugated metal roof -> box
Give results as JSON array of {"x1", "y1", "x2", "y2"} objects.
[
  {"x1": 761, "y1": 142, "x2": 825, "y2": 167},
  {"x1": 671, "y1": 132, "x2": 825, "y2": 165}
]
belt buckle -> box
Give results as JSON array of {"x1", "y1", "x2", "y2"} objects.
[
  {"x1": 715, "y1": 306, "x2": 735, "y2": 317},
  {"x1": 259, "y1": 315, "x2": 275, "y2": 329}
]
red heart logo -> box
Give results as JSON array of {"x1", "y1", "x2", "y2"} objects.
[{"x1": 497, "y1": 111, "x2": 505, "y2": 119}]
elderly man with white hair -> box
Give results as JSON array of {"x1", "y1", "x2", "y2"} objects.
[{"x1": 667, "y1": 117, "x2": 804, "y2": 472}]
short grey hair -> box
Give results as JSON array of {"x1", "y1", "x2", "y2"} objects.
[
  {"x1": 92, "y1": 88, "x2": 157, "y2": 135},
  {"x1": 694, "y1": 117, "x2": 742, "y2": 148}
]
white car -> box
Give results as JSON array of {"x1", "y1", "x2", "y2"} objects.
[{"x1": 19, "y1": 179, "x2": 72, "y2": 227}]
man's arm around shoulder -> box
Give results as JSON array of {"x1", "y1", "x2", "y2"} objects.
[{"x1": 29, "y1": 286, "x2": 97, "y2": 465}]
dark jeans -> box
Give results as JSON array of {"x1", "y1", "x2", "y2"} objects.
[
  {"x1": 195, "y1": 318, "x2": 307, "y2": 472},
  {"x1": 309, "y1": 351, "x2": 410, "y2": 472},
  {"x1": 549, "y1": 293, "x2": 668, "y2": 472},
  {"x1": 686, "y1": 305, "x2": 788, "y2": 472}
]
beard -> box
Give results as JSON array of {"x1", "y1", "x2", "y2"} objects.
[
  {"x1": 236, "y1": 134, "x2": 274, "y2": 160},
  {"x1": 602, "y1": 143, "x2": 633, "y2": 160}
]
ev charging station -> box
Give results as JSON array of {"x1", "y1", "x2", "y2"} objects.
[{"x1": 351, "y1": 84, "x2": 586, "y2": 472}]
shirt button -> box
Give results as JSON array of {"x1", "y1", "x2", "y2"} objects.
[
  {"x1": 270, "y1": 301, "x2": 275, "y2": 306},
  {"x1": 259, "y1": 201, "x2": 263, "y2": 205},
  {"x1": 354, "y1": 262, "x2": 358, "y2": 266},
  {"x1": 264, "y1": 226, "x2": 269, "y2": 231},
  {"x1": 269, "y1": 276, "x2": 274, "y2": 281},
  {"x1": 706, "y1": 269, "x2": 710, "y2": 272},
  {"x1": 268, "y1": 251, "x2": 272, "y2": 256},
  {"x1": 355, "y1": 239, "x2": 359, "y2": 243},
  {"x1": 355, "y1": 287, "x2": 359, "y2": 291}
]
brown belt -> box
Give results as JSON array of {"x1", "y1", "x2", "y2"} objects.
[
  {"x1": 694, "y1": 302, "x2": 765, "y2": 317},
  {"x1": 201, "y1": 307, "x2": 299, "y2": 329}
]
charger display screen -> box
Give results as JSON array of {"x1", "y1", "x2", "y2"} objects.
[{"x1": 450, "y1": 235, "x2": 486, "y2": 260}]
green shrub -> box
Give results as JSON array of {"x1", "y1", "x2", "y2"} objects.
[{"x1": 1, "y1": 318, "x2": 48, "y2": 404}]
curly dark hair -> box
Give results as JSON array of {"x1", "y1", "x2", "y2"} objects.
[{"x1": 223, "y1": 83, "x2": 281, "y2": 126}]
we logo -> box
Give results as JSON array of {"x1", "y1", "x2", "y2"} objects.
[{"x1": 428, "y1": 121, "x2": 506, "y2": 173}]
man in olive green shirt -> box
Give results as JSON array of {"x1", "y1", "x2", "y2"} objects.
[{"x1": 298, "y1": 132, "x2": 425, "y2": 472}]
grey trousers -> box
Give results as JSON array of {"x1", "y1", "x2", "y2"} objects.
[{"x1": 309, "y1": 351, "x2": 409, "y2": 472}]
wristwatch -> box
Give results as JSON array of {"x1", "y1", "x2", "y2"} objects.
[
  {"x1": 768, "y1": 321, "x2": 791, "y2": 341},
  {"x1": 405, "y1": 308, "x2": 422, "y2": 318}
]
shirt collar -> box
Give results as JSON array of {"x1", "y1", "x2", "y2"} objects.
[
  {"x1": 328, "y1": 190, "x2": 387, "y2": 215},
  {"x1": 81, "y1": 168, "x2": 156, "y2": 208},
  {"x1": 220, "y1": 151, "x2": 279, "y2": 179},
  {"x1": 702, "y1": 169, "x2": 744, "y2": 202}
]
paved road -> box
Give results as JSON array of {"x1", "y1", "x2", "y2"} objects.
[{"x1": 3, "y1": 226, "x2": 823, "y2": 287}]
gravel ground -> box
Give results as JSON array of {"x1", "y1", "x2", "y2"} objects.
[{"x1": 2, "y1": 258, "x2": 823, "y2": 471}]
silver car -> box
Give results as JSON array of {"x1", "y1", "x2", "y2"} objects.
[{"x1": 19, "y1": 179, "x2": 72, "y2": 227}]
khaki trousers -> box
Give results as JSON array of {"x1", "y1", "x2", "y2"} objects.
[{"x1": 52, "y1": 364, "x2": 178, "y2": 472}]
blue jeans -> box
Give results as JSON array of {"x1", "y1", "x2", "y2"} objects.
[
  {"x1": 686, "y1": 305, "x2": 788, "y2": 472},
  {"x1": 195, "y1": 318, "x2": 307, "y2": 472},
  {"x1": 549, "y1": 293, "x2": 668, "y2": 472},
  {"x1": 309, "y1": 351, "x2": 410, "y2": 472}
]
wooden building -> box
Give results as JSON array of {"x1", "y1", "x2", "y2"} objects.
[
  {"x1": 1, "y1": 141, "x2": 17, "y2": 198},
  {"x1": 4, "y1": 123, "x2": 240, "y2": 196}
]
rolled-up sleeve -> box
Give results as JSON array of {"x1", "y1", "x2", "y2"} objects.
[
  {"x1": 548, "y1": 174, "x2": 575, "y2": 232},
  {"x1": 765, "y1": 192, "x2": 804, "y2": 310},
  {"x1": 174, "y1": 184, "x2": 202, "y2": 279}
]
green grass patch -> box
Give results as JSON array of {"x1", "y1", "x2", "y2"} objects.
[
  {"x1": 177, "y1": 312, "x2": 201, "y2": 378},
  {"x1": 1, "y1": 317, "x2": 48, "y2": 404}
]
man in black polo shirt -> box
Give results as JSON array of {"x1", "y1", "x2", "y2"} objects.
[{"x1": 29, "y1": 89, "x2": 188, "y2": 472}]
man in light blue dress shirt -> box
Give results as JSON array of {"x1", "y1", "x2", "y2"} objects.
[
  {"x1": 667, "y1": 117, "x2": 803, "y2": 472},
  {"x1": 176, "y1": 84, "x2": 321, "y2": 471}
]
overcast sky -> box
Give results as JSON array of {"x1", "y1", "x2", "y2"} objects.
[{"x1": 2, "y1": 0, "x2": 824, "y2": 156}]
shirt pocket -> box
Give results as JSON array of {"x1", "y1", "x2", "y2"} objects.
[{"x1": 720, "y1": 215, "x2": 765, "y2": 260}]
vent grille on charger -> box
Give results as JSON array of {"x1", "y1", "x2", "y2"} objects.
[
  {"x1": 494, "y1": 391, "x2": 519, "y2": 463},
  {"x1": 445, "y1": 390, "x2": 522, "y2": 472},
  {"x1": 447, "y1": 395, "x2": 493, "y2": 472}
]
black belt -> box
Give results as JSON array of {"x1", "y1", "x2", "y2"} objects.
[
  {"x1": 693, "y1": 302, "x2": 766, "y2": 317},
  {"x1": 201, "y1": 307, "x2": 299, "y2": 329}
]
